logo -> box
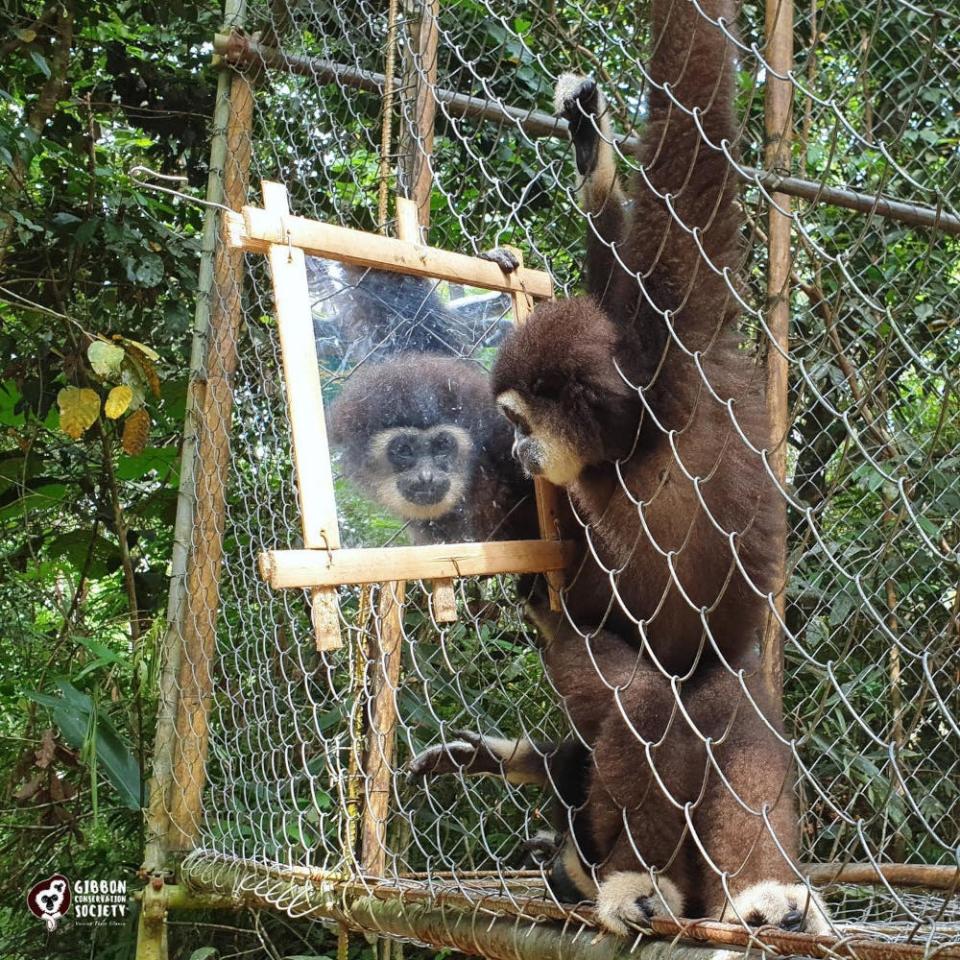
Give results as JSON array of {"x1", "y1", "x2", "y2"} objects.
[{"x1": 27, "y1": 874, "x2": 71, "y2": 931}]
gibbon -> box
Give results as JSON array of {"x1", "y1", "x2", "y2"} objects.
[
  {"x1": 412, "y1": 0, "x2": 832, "y2": 935},
  {"x1": 328, "y1": 353, "x2": 537, "y2": 544},
  {"x1": 491, "y1": 0, "x2": 783, "y2": 677}
]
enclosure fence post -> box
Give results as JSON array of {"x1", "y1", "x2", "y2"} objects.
[
  {"x1": 761, "y1": 0, "x2": 794, "y2": 705},
  {"x1": 165, "y1": 66, "x2": 255, "y2": 854},
  {"x1": 398, "y1": 0, "x2": 440, "y2": 236},
  {"x1": 142, "y1": 1, "x2": 247, "y2": 875},
  {"x1": 360, "y1": 581, "x2": 407, "y2": 877}
]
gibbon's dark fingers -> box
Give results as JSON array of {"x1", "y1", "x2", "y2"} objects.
[{"x1": 477, "y1": 247, "x2": 521, "y2": 272}]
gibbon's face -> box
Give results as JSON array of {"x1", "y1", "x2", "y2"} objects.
[
  {"x1": 496, "y1": 389, "x2": 584, "y2": 486},
  {"x1": 367, "y1": 424, "x2": 473, "y2": 520},
  {"x1": 492, "y1": 297, "x2": 638, "y2": 487}
]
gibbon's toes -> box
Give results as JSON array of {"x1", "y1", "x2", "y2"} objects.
[
  {"x1": 522, "y1": 830, "x2": 562, "y2": 866},
  {"x1": 726, "y1": 882, "x2": 832, "y2": 935},
  {"x1": 406, "y1": 736, "x2": 481, "y2": 778},
  {"x1": 595, "y1": 873, "x2": 684, "y2": 936},
  {"x1": 479, "y1": 247, "x2": 520, "y2": 272}
]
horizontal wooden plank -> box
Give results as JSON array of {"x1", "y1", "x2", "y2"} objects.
[
  {"x1": 258, "y1": 539, "x2": 575, "y2": 589},
  {"x1": 224, "y1": 208, "x2": 553, "y2": 298}
]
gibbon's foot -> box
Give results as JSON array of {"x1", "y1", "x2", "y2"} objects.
[
  {"x1": 725, "y1": 881, "x2": 832, "y2": 935},
  {"x1": 479, "y1": 247, "x2": 520, "y2": 272},
  {"x1": 522, "y1": 830, "x2": 562, "y2": 866},
  {"x1": 406, "y1": 731, "x2": 485, "y2": 777},
  {"x1": 595, "y1": 873, "x2": 684, "y2": 936},
  {"x1": 554, "y1": 73, "x2": 602, "y2": 176}
]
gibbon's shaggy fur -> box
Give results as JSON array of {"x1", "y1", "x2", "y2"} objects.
[
  {"x1": 329, "y1": 353, "x2": 537, "y2": 544},
  {"x1": 491, "y1": 0, "x2": 784, "y2": 677},
  {"x1": 416, "y1": 0, "x2": 832, "y2": 935},
  {"x1": 409, "y1": 606, "x2": 831, "y2": 933}
]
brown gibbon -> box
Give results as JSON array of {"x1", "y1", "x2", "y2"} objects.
[{"x1": 414, "y1": 0, "x2": 831, "y2": 936}]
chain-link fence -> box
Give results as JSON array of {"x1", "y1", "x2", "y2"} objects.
[{"x1": 149, "y1": 0, "x2": 960, "y2": 955}]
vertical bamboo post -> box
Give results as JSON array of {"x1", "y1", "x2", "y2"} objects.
[
  {"x1": 509, "y1": 247, "x2": 564, "y2": 611},
  {"x1": 260, "y1": 180, "x2": 343, "y2": 651},
  {"x1": 360, "y1": 581, "x2": 406, "y2": 876},
  {"x1": 142, "y1": 7, "x2": 246, "y2": 874},
  {"x1": 394, "y1": 197, "x2": 457, "y2": 622},
  {"x1": 398, "y1": 0, "x2": 440, "y2": 235},
  {"x1": 761, "y1": 0, "x2": 794, "y2": 704},
  {"x1": 166, "y1": 68, "x2": 255, "y2": 854}
]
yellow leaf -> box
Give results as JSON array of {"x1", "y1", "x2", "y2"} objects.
[
  {"x1": 57, "y1": 387, "x2": 100, "y2": 439},
  {"x1": 104, "y1": 385, "x2": 133, "y2": 419},
  {"x1": 113, "y1": 336, "x2": 160, "y2": 361},
  {"x1": 122, "y1": 408, "x2": 150, "y2": 456}
]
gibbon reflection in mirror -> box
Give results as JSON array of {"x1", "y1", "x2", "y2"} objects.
[
  {"x1": 310, "y1": 262, "x2": 514, "y2": 366},
  {"x1": 329, "y1": 353, "x2": 537, "y2": 544}
]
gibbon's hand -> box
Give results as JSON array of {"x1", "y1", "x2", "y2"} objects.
[
  {"x1": 479, "y1": 247, "x2": 521, "y2": 272},
  {"x1": 554, "y1": 74, "x2": 604, "y2": 176},
  {"x1": 406, "y1": 730, "x2": 486, "y2": 778}
]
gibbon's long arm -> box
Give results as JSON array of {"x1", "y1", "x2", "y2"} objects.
[
  {"x1": 554, "y1": 0, "x2": 740, "y2": 354},
  {"x1": 554, "y1": 75, "x2": 628, "y2": 313},
  {"x1": 630, "y1": 0, "x2": 741, "y2": 335}
]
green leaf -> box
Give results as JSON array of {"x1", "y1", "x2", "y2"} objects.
[
  {"x1": 188, "y1": 950, "x2": 219, "y2": 960},
  {"x1": 25, "y1": 681, "x2": 142, "y2": 810},
  {"x1": 88, "y1": 340, "x2": 125, "y2": 378}
]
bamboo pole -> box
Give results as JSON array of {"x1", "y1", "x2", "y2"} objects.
[
  {"x1": 180, "y1": 854, "x2": 960, "y2": 960},
  {"x1": 760, "y1": 0, "x2": 794, "y2": 706},
  {"x1": 398, "y1": 0, "x2": 440, "y2": 233},
  {"x1": 360, "y1": 582, "x2": 406, "y2": 876},
  {"x1": 260, "y1": 180, "x2": 343, "y2": 651},
  {"x1": 211, "y1": 32, "x2": 960, "y2": 237},
  {"x1": 142, "y1": 53, "x2": 238, "y2": 879},
  {"x1": 166, "y1": 68, "x2": 255, "y2": 854}
]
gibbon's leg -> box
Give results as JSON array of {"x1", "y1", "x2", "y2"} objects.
[
  {"x1": 554, "y1": 74, "x2": 629, "y2": 312},
  {"x1": 586, "y1": 677, "x2": 703, "y2": 933},
  {"x1": 690, "y1": 671, "x2": 832, "y2": 934},
  {"x1": 407, "y1": 731, "x2": 554, "y2": 785},
  {"x1": 526, "y1": 602, "x2": 655, "y2": 746}
]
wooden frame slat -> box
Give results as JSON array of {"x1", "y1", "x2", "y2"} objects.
[
  {"x1": 262, "y1": 182, "x2": 342, "y2": 650},
  {"x1": 258, "y1": 540, "x2": 575, "y2": 590},
  {"x1": 225, "y1": 205, "x2": 552, "y2": 297}
]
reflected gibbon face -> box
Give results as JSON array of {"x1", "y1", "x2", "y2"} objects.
[{"x1": 367, "y1": 424, "x2": 474, "y2": 520}]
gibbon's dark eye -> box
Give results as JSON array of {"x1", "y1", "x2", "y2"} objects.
[
  {"x1": 430, "y1": 432, "x2": 458, "y2": 469},
  {"x1": 387, "y1": 434, "x2": 419, "y2": 471}
]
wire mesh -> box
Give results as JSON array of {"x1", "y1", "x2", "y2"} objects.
[{"x1": 159, "y1": 0, "x2": 960, "y2": 955}]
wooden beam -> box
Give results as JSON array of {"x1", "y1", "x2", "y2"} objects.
[
  {"x1": 261, "y1": 181, "x2": 342, "y2": 651},
  {"x1": 259, "y1": 539, "x2": 575, "y2": 589},
  {"x1": 225, "y1": 206, "x2": 553, "y2": 297}
]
